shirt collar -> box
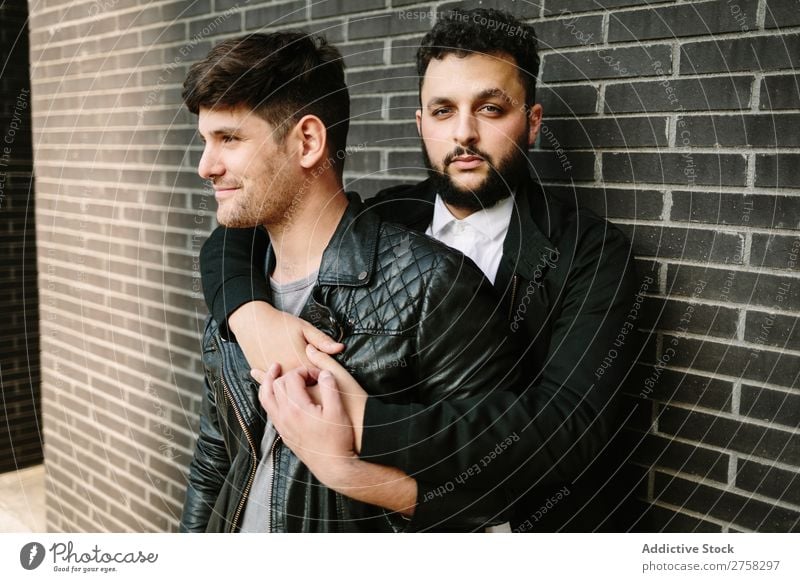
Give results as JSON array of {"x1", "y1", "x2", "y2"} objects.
[{"x1": 428, "y1": 193, "x2": 514, "y2": 241}]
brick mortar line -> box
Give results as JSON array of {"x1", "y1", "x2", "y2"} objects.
[
  {"x1": 580, "y1": 218, "x2": 800, "y2": 237},
  {"x1": 36, "y1": 208, "x2": 215, "y2": 230},
  {"x1": 46, "y1": 426, "x2": 191, "y2": 494},
  {"x1": 732, "y1": 380, "x2": 742, "y2": 416},
  {"x1": 39, "y1": 338, "x2": 202, "y2": 408},
  {"x1": 46, "y1": 349, "x2": 200, "y2": 423},
  {"x1": 43, "y1": 455, "x2": 146, "y2": 532},
  {"x1": 535, "y1": 146, "x2": 800, "y2": 153},
  {"x1": 42, "y1": 314, "x2": 204, "y2": 366},
  {"x1": 39, "y1": 223, "x2": 211, "y2": 252},
  {"x1": 535, "y1": 26, "x2": 800, "y2": 56},
  {"x1": 38, "y1": 285, "x2": 203, "y2": 330},
  {"x1": 736, "y1": 309, "x2": 749, "y2": 342},
  {"x1": 757, "y1": 0, "x2": 769, "y2": 29},
  {"x1": 40, "y1": 321, "x2": 204, "y2": 382},
  {"x1": 38, "y1": 314, "x2": 201, "y2": 358},
  {"x1": 48, "y1": 425, "x2": 194, "y2": 494},
  {"x1": 48, "y1": 412, "x2": 194, "y2": 482},
  {"x1": 46, "y1": 474, "x2": 168, "y2": 532},
  {"x1": 541, "y1": 72, "x2": 763, "y2": 86},
  {"x1": 628, "y1": 459, "x2": 732, "y2": 490},
  {"x1": 647, "y1": 467, "x2": 800, "y2": 513},
  {"x1": 636, "y1": 429, "x2": 800, "y2": 473},
  {"x1": 662, "y1": 189, "x2": 673, "y2": 221},
  {"x1": 44, "y1": 384, "x2": 196, "y2": 468},
  {"x1": 643, "y1": 498, "x2": 741, "y2": 530},
  {"x1": 657, "y1": 328, "x2": 800, "y2": 353},
  {"x1": 532, "y1": 1, "x2": 757, "y2": 19},
  {"x1": 656, "y1": 399, "x2": 800, "y2": 436},
  {"x1": 626, "y1": 370, "x2": 800, "y2": 399},
  {"x1": 541, "y1": 111, "x2": 800, "y2": 119},
  {"x1": 44, "y1": 492, "x2": 139, "y2": 534},
  {"x1": 35, "y1": 182, "x2": 205, "y2": 198},
  {"x1": 31, "y1": 6, "x2": 249, "y2": 38},
  {"x1": 609, "y1": 254, "x2": 800, "y2": 275},
  {"x1": 34, "y1": 144, "x2": 196, "y2": 153},
  {"x1": 37, "y1": 244, "x2": 207, "y2": 279},
  {"x1": 538, "y1": 181, "x2": 800, "y2": 196},
  {"x1": 729, "y1": 454, "x2": 738, "y2": 486}
]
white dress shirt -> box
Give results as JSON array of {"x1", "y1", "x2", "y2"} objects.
[{"x1": 425, "y1": 194, "x2": 514, "y2": 284}]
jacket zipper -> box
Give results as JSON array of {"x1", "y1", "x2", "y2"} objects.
[
  {"x1": 265, "y1": 434, "x2": 282, "y2": 532},
  {"x1": 507, "y1": 274, "x2": 519, "y2": 321},
  {"x1": 216, "y1": 337, "x2": 258, "y2": 533}
]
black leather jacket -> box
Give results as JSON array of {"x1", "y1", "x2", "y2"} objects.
[
  {"x1": 180, "y1": 194, "x2": 520, "y2": 532},
  {"x1": 198, "y1": 177, "x2": 640, "y2": 532}
]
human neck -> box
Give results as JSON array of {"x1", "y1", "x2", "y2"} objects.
[{"x1": 266, "y1": 177, "x2": 348, "y2": 284}]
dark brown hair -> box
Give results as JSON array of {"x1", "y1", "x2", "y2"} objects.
[
  {"x1": 183, "y1": 31, "x2": 350, "y2": 171},
  {"x1": 417, "y1": 9, "x2": 540, "y2": 106}
]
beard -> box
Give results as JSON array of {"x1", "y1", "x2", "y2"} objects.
[
  {"x1": 422, "y1": 131, "x2": 531, "y2": 213},
  {"x1": 215, "y1": 158, "x2": 299, "y2": 229}
]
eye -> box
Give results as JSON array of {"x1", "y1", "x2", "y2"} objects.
[
  {"x1": 221, "y1": 134, "x2": 237, "y2": 143},
  {"x1": 480, "y1": 104, "x2": 503, "y2": 115},
  {"x1": 431, "y1": 107, "x2": 453, "y2": 117}
]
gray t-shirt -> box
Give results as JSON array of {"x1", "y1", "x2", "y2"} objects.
[{"x1": 238, "y1": 269, "x2": 318, "y2": 533}]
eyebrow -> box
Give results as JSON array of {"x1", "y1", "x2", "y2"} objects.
[
  {"x1": 425, "y1": 88, "x2": 515, "y2": 109},
  {"x1": 476, "y1": 88, "x2": 515, "y2": 103},
  {"x1": 198, "y1": 126, "x2": 242, "y2": 139}
]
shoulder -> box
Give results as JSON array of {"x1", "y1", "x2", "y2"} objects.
[
  {"x1": 537, "y1": 185, "x2": 633, "y2": 256},
  {"x1": 374, "y1": 221, "x2": 485, "y2": 288},
  {"x1": 364, "y1": 180, "x2": 436, "y2": 228}
]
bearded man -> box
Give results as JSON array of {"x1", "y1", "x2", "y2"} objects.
[{"x1": 199, "y1": 9, "x2": 639, "y2": 532}]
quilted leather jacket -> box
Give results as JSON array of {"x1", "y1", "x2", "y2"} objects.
[
  {"x1": 180, "y1": 194, "x2": 520, "y2": 532},
  {"x1": 197, "y1": 177, "x2": 640, "y2": 532}
]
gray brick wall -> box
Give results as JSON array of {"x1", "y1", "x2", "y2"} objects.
[
  {"x1": 24, "y1": 0, "x2": 799, "y2": 532},
  {"x1": 1, "y1": 1, "x2": 41, "y2": 474}
]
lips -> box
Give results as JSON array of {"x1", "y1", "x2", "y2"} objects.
[
  {"x1": 214, "y1": 186, "x2": 240, "y2": 200},
  {"x1": 449, "y1": 155, "x2": 485, "y2": 170}
]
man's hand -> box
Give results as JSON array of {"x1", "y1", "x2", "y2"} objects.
[
  {"x1": 253, "y1": 364, "x2": 417, "y2": 517},
  {"x1": 228, "y1": 301, "x2": 344, "y2": 371},
  {"x1": 304, "y1": 344, "x2": 368, "y2": 453},
  {"x1": 254, "y1": 364, "x2": 357, "y2": 487}
]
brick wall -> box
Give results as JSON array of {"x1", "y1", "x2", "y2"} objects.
[
  {"x1": 1, "y1": 1, "x2": 42, "y2": 474},
  {"x1": 26, "y1": 0, "x2": 799, "y2": 532}
]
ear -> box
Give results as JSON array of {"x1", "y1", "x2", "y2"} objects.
[
  {"x1": 292, "y1": 115, "x2": 328, "y2": 170},
  {"x1": 415, "y1": 109, "x2": 422, "y2": 136},
  {"x1": 527, "y1": 103, "x2": 543, "y2": 147}
]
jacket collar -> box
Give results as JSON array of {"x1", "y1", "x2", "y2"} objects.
[
  {"x1": 264, "y1": 192, "x2": 380, "y2": 288},
  {"x1": 502, "y1": 178, "x2": 561, "y2": 282},
  {"x1": 318, "y1": 192, "x2": 381, "y2": 286}
]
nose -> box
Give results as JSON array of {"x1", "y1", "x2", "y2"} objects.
[
  {"x1": 198, "y1": 144, "x2": 224, "y2": 180},
  {"x1": 453, "y1": 111, "x2": 478, "y2": 147}
]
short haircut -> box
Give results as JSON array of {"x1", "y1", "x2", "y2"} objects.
[
  {"x1": 416, "y1": 8, "x2": 540, "y2": 106},
  {"x1": 183, "y1": 31, "x2": 350, "y2": 171}
]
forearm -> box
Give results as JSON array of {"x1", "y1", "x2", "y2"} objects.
[
  {"x1": 362, "y1": 231, "x2": 639, "y2": 493},
  {"x1": 361, "y1": 360, "x2": 625, "y2": 494},
  {"x1": 227, "y1": 301, "x2": 278, "y2": 370},
  {"x1": 320, "y1": 458, "x2": 417, "y2": 517}
]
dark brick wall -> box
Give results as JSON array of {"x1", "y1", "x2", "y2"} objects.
[
  {"x1": 1, "y1": 2, "x2": 41, "y2": 474},
  {"x1": 24, "y1": 0, "x2": 799, "y2": 532}
]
